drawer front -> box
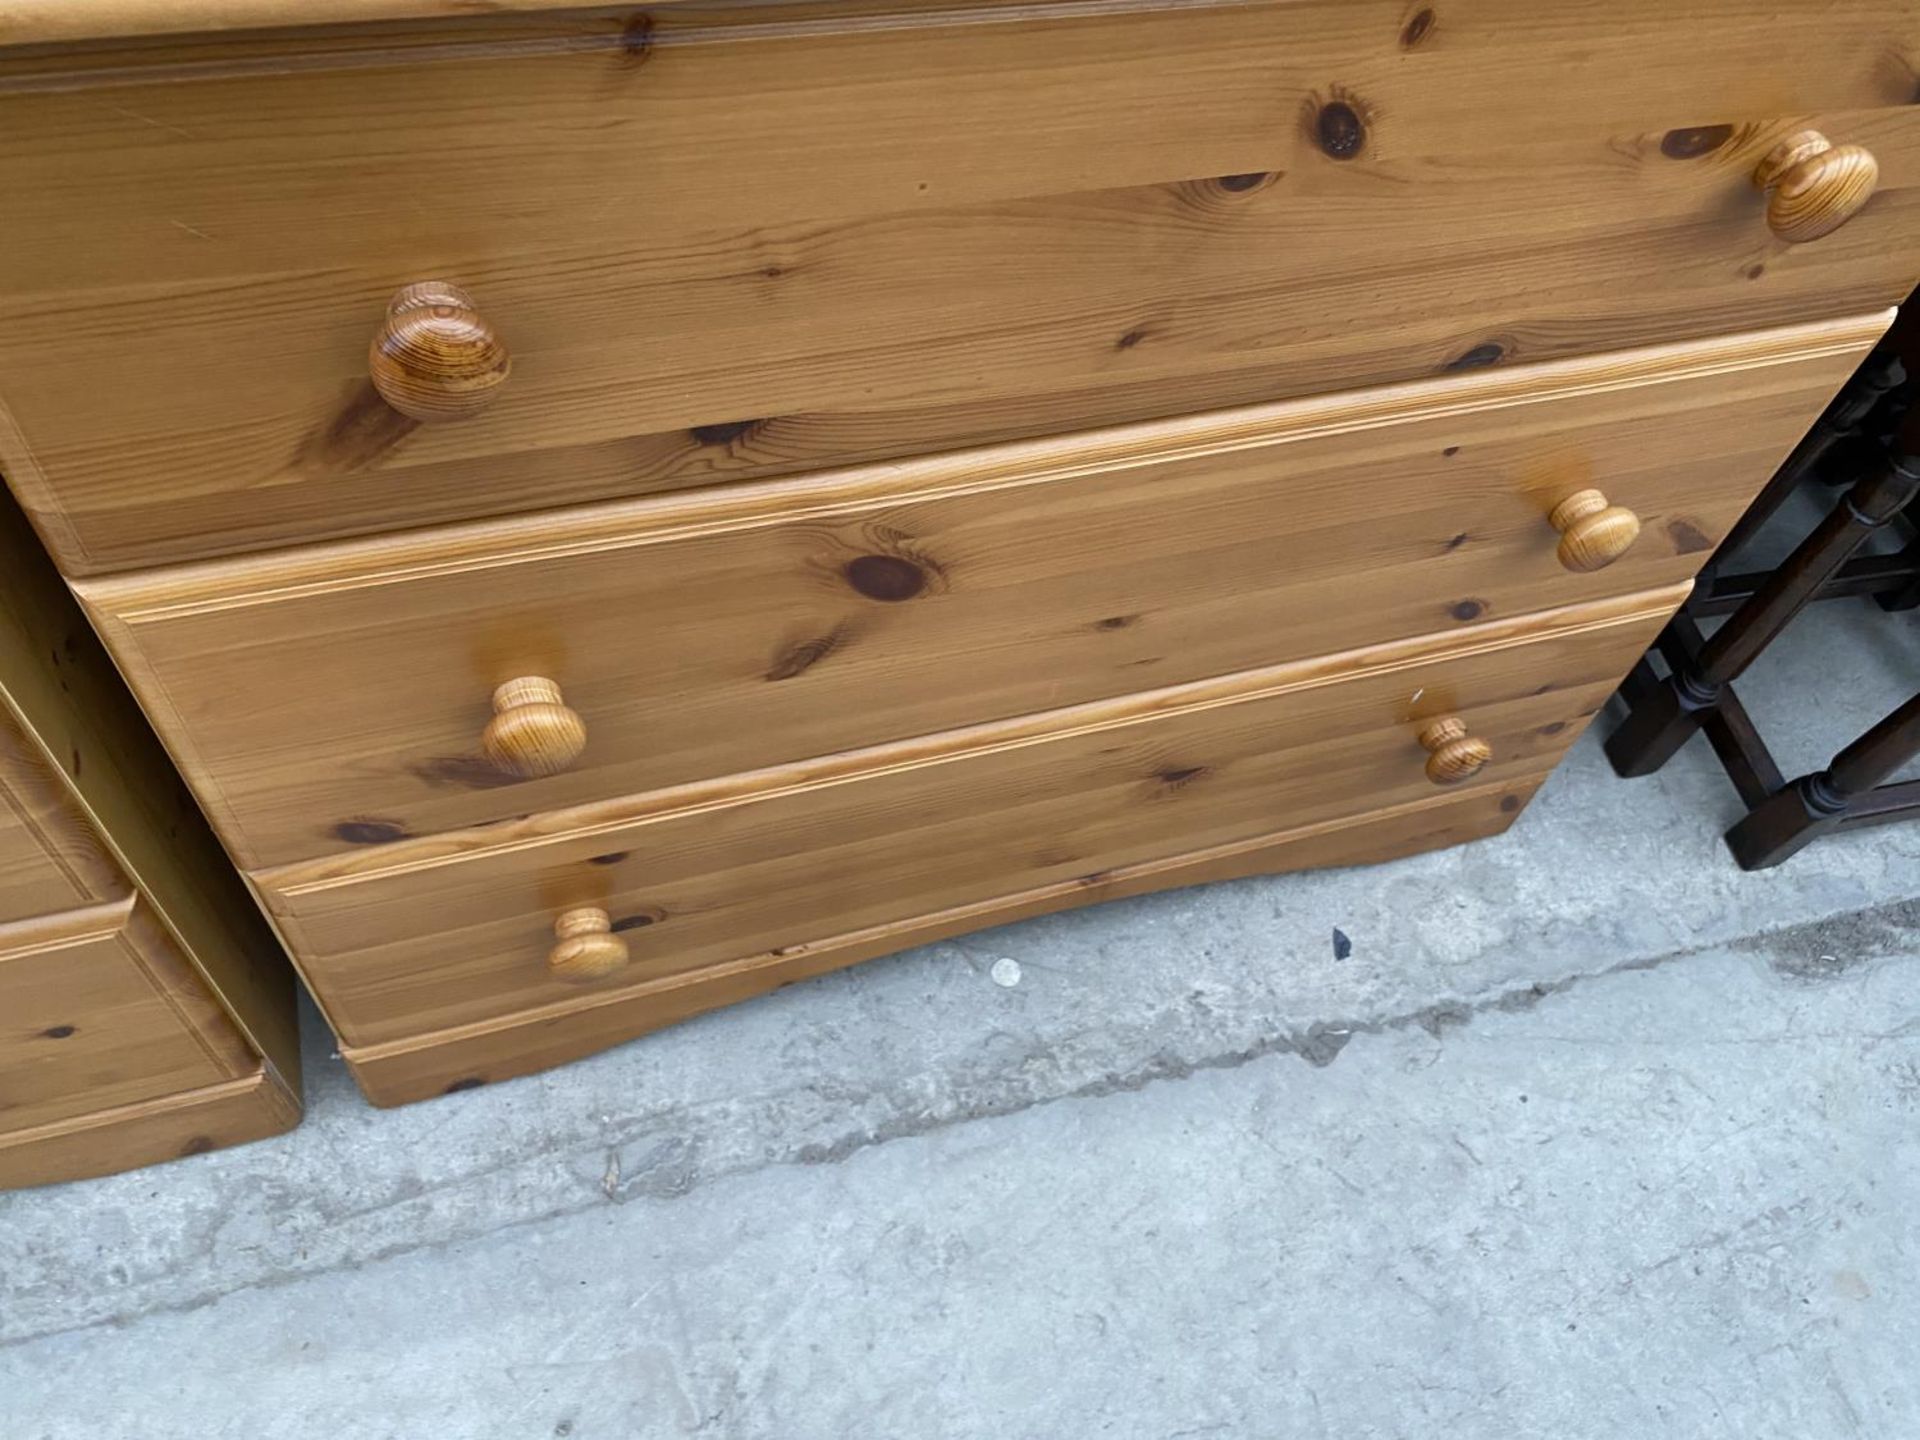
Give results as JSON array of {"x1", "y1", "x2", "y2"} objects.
[
  {"x1": 339, "y1": 775, "x2": 1544, "y2": 1105},
  {"x1": 0, "y1": 806, "x2": 83, "y2": 920},
  {"x1": 262, "y1": 587, "x2": 1681, "y2": 1046},
  {"x1": 0, "y1": 528, "x2": 129, "y2": 927},
  {"x1": 0, "y1": 896, "x2": 255, "y2": 1134},
  {"x1": 86, "y1": 317, "x2": 1878, "y2": 870},
  {"x1": 0, "y1": 708, "x2": 122, "y2": 922},
  {"x1": 2, "y1": 1, "x2": 1919, "y2": 572}
]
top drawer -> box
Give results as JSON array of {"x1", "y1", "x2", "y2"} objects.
[{"x1": 1, "y1": 0, "x2": 1919, "y2": 573}]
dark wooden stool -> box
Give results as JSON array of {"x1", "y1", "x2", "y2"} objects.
[
  {"x1": 1605, "y1": 389, "x2": 1920, "y2": 869},
  {"x1": 1724, "y1": 689, "x2": 1920, "y2": 868}
]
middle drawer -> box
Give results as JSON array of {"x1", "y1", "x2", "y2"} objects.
[{"x1": 82, "y1": 314, "x2": 1880, "y2": 870}]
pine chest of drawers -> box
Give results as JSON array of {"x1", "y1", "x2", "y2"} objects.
[
  {"x1": 0, "y1": 493, "x2": 299, "y2": 1185},
  {"x1": 1, "y1": 0, "x2": 1916, "y2": 1104}
]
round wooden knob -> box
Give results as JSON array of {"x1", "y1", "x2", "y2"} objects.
[
  {"x1": 548, "y1": 907, "x2": 629, "y2": 981},
  {"x1": 1548, "y1": 489, "x2": 1641, "y2": 573},
  {"x1": 482, "y1": 676, "x2": 586, "y2": 779},
  {"x1": 1751, "y1": 130, "x2": 1878, "y2": 243},
  {"x1": 1418, "y1": 716, "x2": 1492, "y2": 785},
  {"x1": 369, "y1": 281, "x2": 511, "y2": 421}
]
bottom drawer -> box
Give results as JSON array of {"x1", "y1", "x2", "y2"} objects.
[
  {"x1": 263, "y1": 584, "x2": 1684, "y2": 1081},
  {"x1": 335, "y1": 775, "x2": 1546, "y2": 1105},
  {"x1": 0, "y1": 894, "x2": 255, "y2": 1134}
]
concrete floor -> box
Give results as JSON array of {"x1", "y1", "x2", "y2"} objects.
[{"x1": 3, "y1": 587, "x2": 1917, "y2": 1438}]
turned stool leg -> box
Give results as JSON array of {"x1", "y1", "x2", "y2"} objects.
[
  {"x1": 1606, "y1": 447, "x2": 1920, "y2": 778},
  {"x1": 1725, "y1": 690, "x2": 1920, "y2": 869},
  {"x1": 1874, "y1": 529, "x2": 1920, "y2": 612},
  {"x1": 1705, "y1": 349, "x2": 1904, "y2": 578}
]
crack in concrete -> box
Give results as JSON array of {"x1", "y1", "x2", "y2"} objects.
[
  {"x1": 1731, "y1": 897, "x2": 1920, "y2": 981},
  {"x1": 779, "y1": 940, "x2": 1672, "y2": 1171},
  {"x1": 7, "y1": 896, "x2": 1917, "y2": 1352}
]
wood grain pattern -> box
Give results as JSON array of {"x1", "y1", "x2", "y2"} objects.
[
  {"x1": 0, "y1": 489, "x2": 136, "y2": 923},
  {"x1": 1417, "y1": 716, "x2": 1491, "y2": 785},
  {"x1": 81, "y1": 316, "x2": 1879, "y2": 870},
  {"x1": 0, "y1": 895, "x2": 254, "y2": 1135},
  {"x1": 1753, "y1": 130, "x2": 1881, "y2": 244},
  {"x1": 0, "y1": 1, "x2": 1917, "y2": 570},
  {"x1": 547, "y1": 906, "x2": 628, "y2": 981},
  {"x1": 1548, "y1": 489, "x2": 1643, "y2": 574},
  {"x1": 367, "y1": 281, "x2": 511, "y2": 422},
  {"x1": 0, "y1": 489, "x2": 301, "y2": 1085},
  {"x1": 0, "y1": 1065, "x2": 298, "y2": 1189},
  {"x1": 339, "y1": 773, "x2": 1545, "y2": 1106},
  {"x1": 0, "y1": 701, "x2": 124, "y2": 922},
  {"x1": 260, "y1": 586, "x2": 1684, "y2": 1047},
  {"x1": 0, "y1": 0, "x2": 1076, "y2": 44},
  {"x1": 481, "y1": 676, "x2": 587, "y2": 780}
]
